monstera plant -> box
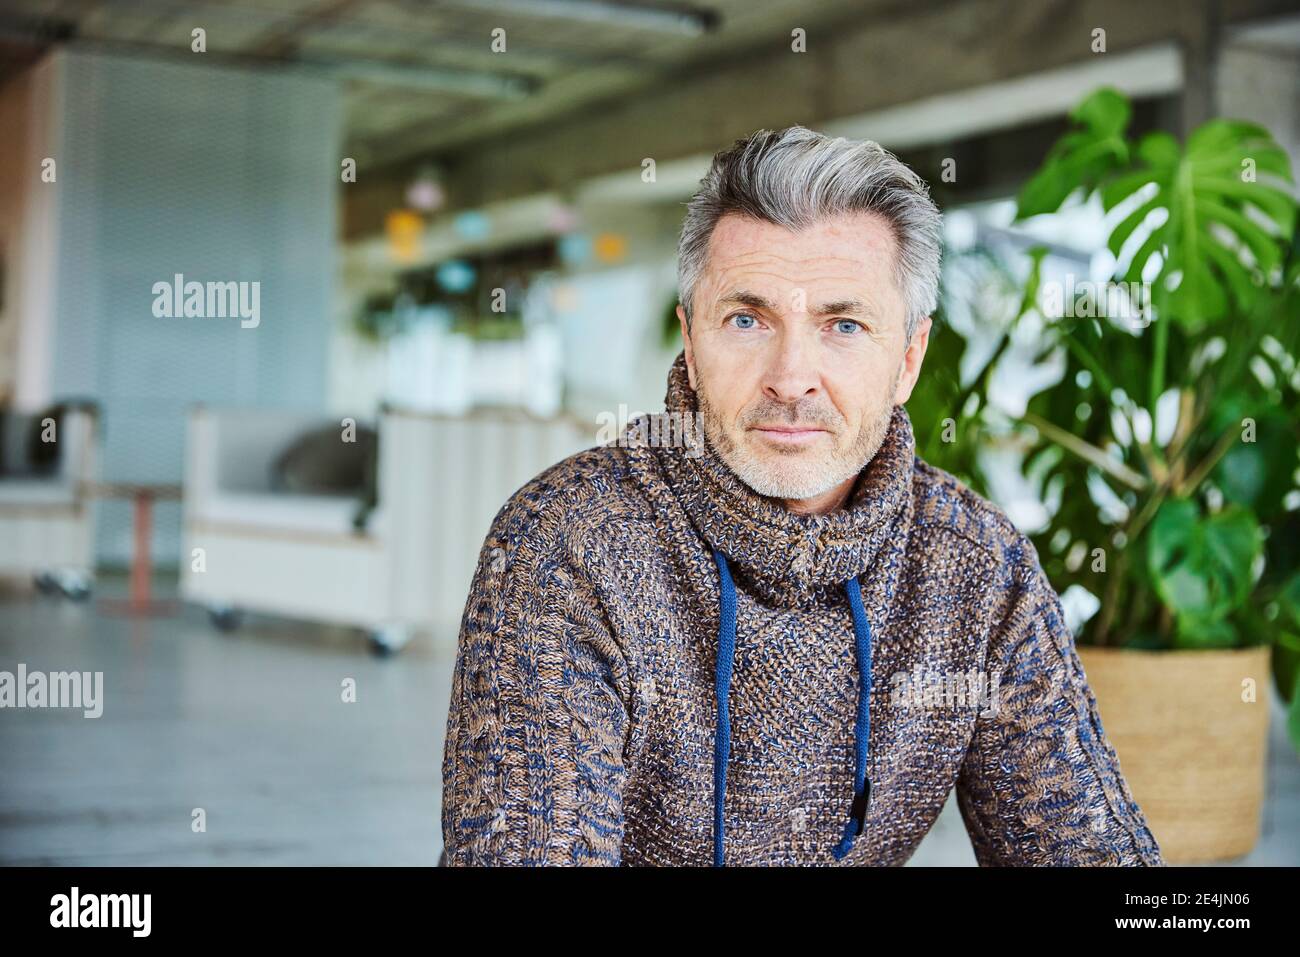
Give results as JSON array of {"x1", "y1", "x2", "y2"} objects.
[{"x1": 982, "y1": 86, "x2": 1300, "y2": 783}]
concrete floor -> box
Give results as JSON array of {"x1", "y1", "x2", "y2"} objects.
[{"x1": 2, "y1": 571, "x2": 1297, "y2": 866}]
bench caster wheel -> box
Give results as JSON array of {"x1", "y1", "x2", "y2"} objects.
[
  {"x1": 208, "y1": 604, "x2": 243, "y2": 632},
  {"x1": 368, "y1": 624, "x2": 410, "y2": 657}
]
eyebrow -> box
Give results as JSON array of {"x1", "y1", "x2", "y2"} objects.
[
  {"x1": 717, "y1": 290, "x2": 776, "y2": 312},
  {"x1": 718, "y1": 289, "x2": 871, "y2": 317},
  {"x1": 814, "y1": 298, "x2": 870, "y2": 317}
]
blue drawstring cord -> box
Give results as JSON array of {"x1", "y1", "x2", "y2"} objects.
[
  {"x1": 711, "y1": 549, "x2": 873, "y2": 866},
  {"x1": 833, "y1": 575, "x2": 874, "y2": 861},
  {"x1": 713, "y1": 550, "x2": 738, "y2": 868}
]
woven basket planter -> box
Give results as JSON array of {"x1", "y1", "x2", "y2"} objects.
[{"x1": 1077, "y1": 645, "x2": 1272, "y2": 864}]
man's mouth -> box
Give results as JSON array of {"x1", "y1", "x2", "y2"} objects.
[{"x1": 749, "y1": 424, "x2": 830, "y2": 446}]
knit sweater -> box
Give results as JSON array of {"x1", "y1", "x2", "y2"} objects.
[{"x1": 440, "y1": 351, "x2": 1165, "y2": 866}]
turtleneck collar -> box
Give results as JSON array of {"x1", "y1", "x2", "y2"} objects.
[{"x1": 646, "y1": 350, "x2": 916, "y2": 608}]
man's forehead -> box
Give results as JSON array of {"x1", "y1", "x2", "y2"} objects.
[
  {"x1": 712, "y1": 210, "x2": 894, "y2": 267},
  {"x1": 700, "y1": 211, "x2": 900, "y2": 305}
]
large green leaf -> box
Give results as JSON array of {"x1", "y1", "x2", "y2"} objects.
[
  {"x1": 1014, "y1": 88, "x2": 1131, "y2": 219},
  {"x1": 1210, "y1": 409, "x2": 1299, "y2": 514},
  {"x1": 1016, "y1": 91, "x2": 1296, "y2": 331},
  {"x1": 1098, "y1": 122, "x2": 1296, "y2": 331},
  {"x1": 1147, "y1": 499, "x2": 1262, "y2": 644}
]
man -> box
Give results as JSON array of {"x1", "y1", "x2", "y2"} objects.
[{"x1": 440, "y1": 126, "x2": 1163, "y2": 867}]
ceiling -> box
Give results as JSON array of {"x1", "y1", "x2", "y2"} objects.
[{"x1": 0, "y1": 0, "x2": 882, "y2": 168}]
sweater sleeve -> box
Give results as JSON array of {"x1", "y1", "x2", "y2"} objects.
[
  {"x1": 440, "y1": 492, "x2": 633, "y2": 866},
  {"x1": 955, "y1": 534, "x2": 1165, "y2": 866}
]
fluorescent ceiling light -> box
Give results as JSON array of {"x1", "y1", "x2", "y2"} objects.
[{"x1": 448, "y1": 0, "x2": 718, "y2": 36}]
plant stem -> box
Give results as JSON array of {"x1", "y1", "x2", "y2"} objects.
[
  {"x1": 1166, "y1": 387, "x2": 1197, "y2": 475},
  {"x1": 1176, "y1": 426, "x2": 1239, "y2": 497},
  {"x1": 1020, "y1": 412, "x2": 1149, "y2": 491},
  {"x1": 1157, "y1": 602, "x2": 1173, "y2": 643},
  {"x1": 1121, "y1": 422, "x2": 1237, "y2": 585},
  {"x1": 1094, "y1": 544, "x2": 1129, "y2": 646},
  {"x1": 1149, "y1": 313, "x2": 1169, "y2": 424}
]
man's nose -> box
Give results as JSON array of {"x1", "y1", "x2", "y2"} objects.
[{"x1": 761, "y1": 330, "x2": 820, "y2": 404}]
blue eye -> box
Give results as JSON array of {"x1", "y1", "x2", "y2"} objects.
[
  {"x1": 834, "y1": 319, "x2": 861, "y2": 334},
  {"x1": 730, "y1": 312, "x2": 758, "y2": 330}
]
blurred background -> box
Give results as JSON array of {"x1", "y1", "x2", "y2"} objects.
[{"x1": 1, "y1": 0, "x2": 1298, "y2": 866}]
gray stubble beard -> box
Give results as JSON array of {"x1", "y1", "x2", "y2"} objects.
[{"x1": 693, "y1": 362, "x2": 900, "y2": 502}]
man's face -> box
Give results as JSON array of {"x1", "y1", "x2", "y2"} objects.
[{"x1": 679, "y1": 210, "x2": 931, "y2": 504}]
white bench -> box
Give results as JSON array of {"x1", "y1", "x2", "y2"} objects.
[
  {"x1": 179, "y1": 403, "x2": 591, "y2": 654},
  {"x1": 0, "y1": 404, "x2": 99, "y2": 597}
]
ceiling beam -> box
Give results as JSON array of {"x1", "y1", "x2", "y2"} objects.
[{"x1": 341, "y1": 0, "x2": 1299, "y2": 239}]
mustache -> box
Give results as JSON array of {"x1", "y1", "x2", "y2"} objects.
[{"x1": 739, "y1": 398, "x2": 843, "y2": 432}]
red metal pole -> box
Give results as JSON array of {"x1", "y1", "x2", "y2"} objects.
[{"x1": 131, "y1": 490, "x2": 153, "y2": 610}]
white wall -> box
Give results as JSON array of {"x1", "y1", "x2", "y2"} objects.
[
  {"x1": 14, "y1": 47, "x2": 342, "y2": 567},
  {"x1": 0, "y1": 56, "x2": 61, "y2": 408}
]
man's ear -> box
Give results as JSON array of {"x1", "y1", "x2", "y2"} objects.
[
  {"x1": 893, "y1": 315, "x2": 932, "y2": 405},
  {"x1": 677, "y1": 303, "x2": 698, "y2": 391}
]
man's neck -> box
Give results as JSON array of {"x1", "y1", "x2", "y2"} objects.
[{"x1": 782, "y1": 473, "x2": 858, "y2": 516}]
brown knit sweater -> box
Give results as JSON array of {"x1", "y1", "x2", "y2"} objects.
[{"x1": 440, "y1": 352, "x2": 1164, "y2": 866}]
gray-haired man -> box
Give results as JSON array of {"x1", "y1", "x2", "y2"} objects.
[{"x1": 440, "y1": 126, "x2": 1163, "y2": 867}]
